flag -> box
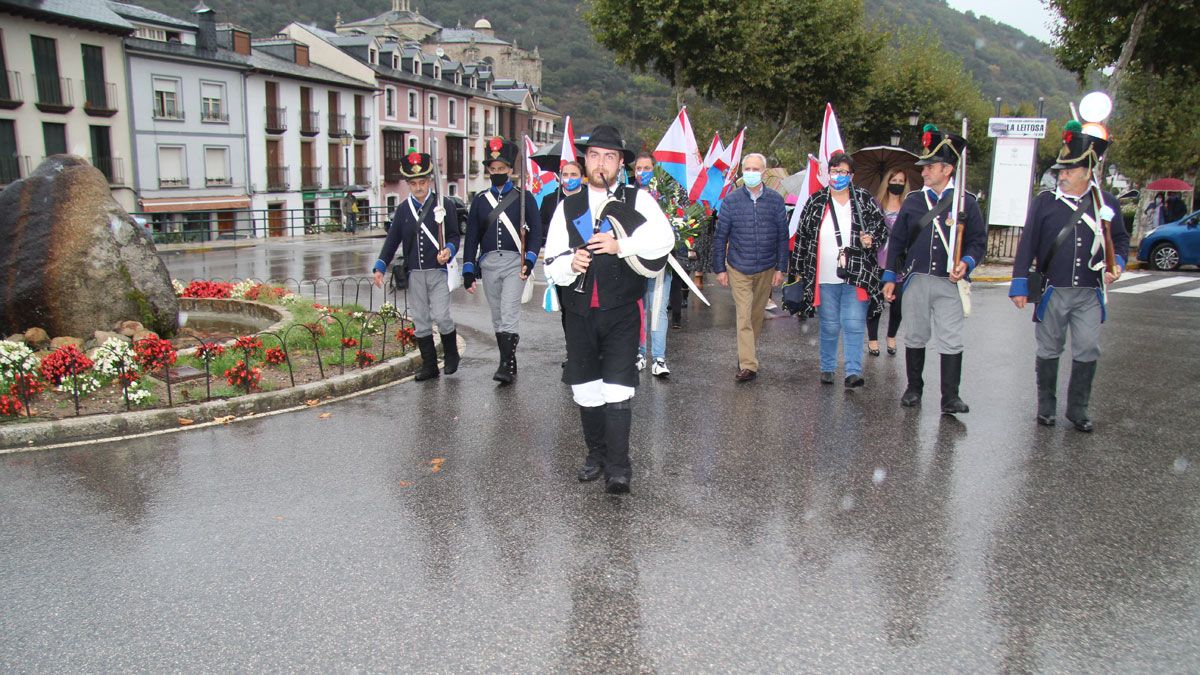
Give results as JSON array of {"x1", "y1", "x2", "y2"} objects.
[
  {"x1": 716, "y1": 127, "x2": 746, "y2": 206},
  {"x1": 654, "y1": 107, "x2": 702, "y2": 196},
  {"x1": 689, "y1": 132, "x2": 725, "y2": 206},
  {"x1": 523, "y1": 135, "x2": 558, "y2": 207},
  {"x1": 559, "y1": 116, "x2": 578, "y2": 170},
  {"x1": 787, "y1": 154, "x2": 823, "y2": 241},
  {"x1": 816, "y1": 102, "x2": 845, "y2": 186}
]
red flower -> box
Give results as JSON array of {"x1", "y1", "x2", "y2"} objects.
[
  {"x1": 1063, "y1": 131, "x2": 1074, "y2": 143},
  {"x1": 234, "y1": 335, "x2": 263, "y2": 353},
  {"x1": 264, "y1": 347, "x2": 287, "y2": 365},
  {"x1": 489, "y1": 137, "x2": 503, "y2": 152},
  {"x1": 223, "y1": 360, "x2": 261, "y2": 390},
  {"x1": 0, "y1": 394, "x2": 24, "y2": 417},
  {"x1": 394, "y1": 327, "x2": 416, "y2": 347},
  {"x1": 8, "y1": 374, "x2": 44, "y2": 399},
  {"x1": 921, "y1": 131, "x2": 932, "y2": 149},
  {"x1": 195, "y1": 343, "x2": 225, "y2": 361},
  {"x1": 407, "y1": 151, "x2": 422, "y2": 166},
  {"x1": 133, "y1": 335, "x2": 177, "y2": 372},
  {"x1": 354, "y1": 350, "x2": 376, "y2": 368},
  {"x1": 341, "y1": 337, "x2": 359, "y2": 349},
  {"x1": 181, "y1": 280, "x2": 234, "y2": 299},
  {"x1": 39, "y1": 344, "x2": 94, "y2": 386}
]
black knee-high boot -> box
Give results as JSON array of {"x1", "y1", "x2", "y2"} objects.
[
  {"x1": 901, "y1": 347, "x2": 925, "y2": 407},
  {"x1": 940, "y1": 352, "x2": 969, "y2": 414},
  {"x1": 1036, "y1": 357, "x2": 1059, "y2": 426},
  {"x1": 493, "y1": 333, "x2": 512, "y2": 384},
  {"x1": 440, "y1": 331, "x2": 459, "y2": 375},
  {"x1": 414, "y1": 335, "x2": 439, "y2": 381},
  {"x1": 1066, "y1": 359, "x2": 1097, "y2": 432},
  {"x1": 603, "y1": 400, "x2": 633, "y2": 494},
  {"x1": 577, "y1": 405, "x2": 607, "y2": 482}
]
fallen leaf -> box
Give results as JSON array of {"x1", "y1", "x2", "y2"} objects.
[
  {"x1": 430, "y1": 458, "x2": 445, "y2": 473},
  {"x1": 318, "y1": 412, "x2": 332, "y2": 419},
  {"x1": 398, "y1": 480, "x2": 412, "y2": 488},
  {"x1": 274, "y1": 516, "x2": 285, "y2": 522},
  {"x1": 178, "y1": 418, "x2": 194, "y2": 426},
  {"x1": 305, "y1": 399, "x2": 320, "y2": 407},
  {"x1": 213, "y1": 415, "x2": 235, "y2": 424}
]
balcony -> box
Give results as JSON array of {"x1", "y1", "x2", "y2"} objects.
[
  {"x1": 205, "y1": 175, "x2": 233, "y2": 187},
  {"x1": 82, "y1": 80, "x2": 117, "y2": 117},
  {"x1": 91, "y1": 156, "x2": 124, "y2": 185},
  {"x1": 328, "y1": 167, "x2": 348, "y2": 189},
  {"x1": 158, "y1": 176, "x2": 188, "y2": 189},
  {"x1": 469, "y1": 164, "x2": 480, "y2": 177},
  {"x1": 299, "y1": 110, "x2": 320, "y2": 136},
  {"x1": 328, "y1": 113, "x2": 347, "y2": 136},
  {"x1": 485, "y1": 123, "x2": 496, "y2": 137},
  {"x1": 265, "y1": 106, "x2": 287, "y2": 134},
  {"x1": 469, "y1": 121, "x2": 479, "y2": 136},
  {"x1": 266, "y1": 165, "x2": 289, "y2": 192},
  {"x1": 0, "y1": 155, "x2": 30, "y2": 185},
  {"x1": 354, "y1": 115, "x2": 371, "y2": 139},
  {"x1": 300, "y1": 165, "x2": 322, "y2": 190},
  {"x1": 201, "y1": 108, "x2": 229, "y2": 123},
  {"x1": 353, "y1": 166, "x2": 370, "y2": 186},
  {"x1": 153, "y1": 101, "x2": 183, "y2": 120},
  {"x1": 33, "y1": 74, "x2": 72, "y2": 113},
  {"x1": 0, "y1": 71, "x2": 23, "y2": 109}
]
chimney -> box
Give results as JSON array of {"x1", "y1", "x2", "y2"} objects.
[{"x1": 194, "y1": 1, "x2": 217, "y2": 53}]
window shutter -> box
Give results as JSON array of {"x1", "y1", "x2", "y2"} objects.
[
  {"x1": 159, "y1": 147, "x2": 184, "y2": 182},
  {"x1": 205, "y1": 147, "x2": 226, "y2": 181}
]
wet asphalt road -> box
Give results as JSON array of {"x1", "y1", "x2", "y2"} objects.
[{"x1": 2, "y1": 239, "x2": 1198, "y2": 671}]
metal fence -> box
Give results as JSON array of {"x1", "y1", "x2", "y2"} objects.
[
  {"x1": 135, "y1": 206, "x2": 395, "y2": 244},
  {"x1": 987, "y1": 226, "x2": 1022, "y2": 261}
]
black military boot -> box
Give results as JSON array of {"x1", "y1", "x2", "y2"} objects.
[
  {"x1": 603, "y1": 400, "x2": 633, "y2": 494},
  {"x1": 440, "y1": 331, "x2": 459, "y2": 375},
  {"x1": 1036, "y1": 357, "x2": 1059, "y2": 426},
  {"x1": 901, "y1": 347, "x2": 925, "y2": 407},
  {"x1": 940, "y1": 352, "x2": 970, "y2": 414},
  {"x1": 414, "y1": 334, "x2": 439, "y2": 381},
  {"x1": 508, "y1": 333, "x2": 520, "y2": 381},
  {"x1": 577, "y1": 405, "x2": 607, "y2": 482},
  {"x1": 493, "y1": 333, "x2": 512, "y2": 384},
  {"x1": 1065, "y1": 359, "x2": 1097, "y2": 432}
]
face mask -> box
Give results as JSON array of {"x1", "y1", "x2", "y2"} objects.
[
  {"x1": 636, "y1": 170, "x2": 653, "y2": 186},
  {"x1": 742, "y1": 171, "x2": 762, "y2": 188},
  {"x1": 563, "y1": 177, "x2": 582, "y2": 191},
  {"x1": 831, "y1": 174, "x2": 851, "y2": 191},
  {"x1": 490, "y1": 173, "x2": 509, "y2": 188},
  {"x1": 887, "y1": 183, "x2": 905, "y2": 195}
]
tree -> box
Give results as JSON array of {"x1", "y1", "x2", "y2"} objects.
[{"x1": 1107, "y1": 69, "x2": 1200, "y2": 183}]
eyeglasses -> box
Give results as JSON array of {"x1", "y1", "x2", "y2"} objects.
[{"x1": 829, "y1": 169, "x2": 852, "y2": 176}]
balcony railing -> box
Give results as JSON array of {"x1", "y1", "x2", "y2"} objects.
[
  {"x1": 33, "y1": 74, "x2": 72, "y2": 113},
  {"x1": 201, "y1": 108, "x2": 229, "y2": 123},
  {"x1": 301, "y1": 165, "x2": 322, "y2": 190},
  {"x1": 353, "y1": 166, "x2": 370, "y2": 185},
  {"x1": 158, "y1": 176, "x2": 188, "y2": 188},
  {"x1": 485, "y1": 123, "x2": 496, "y2": 136},
  {"x1": 82, "y1": 80, "x2": 117, "y2": 116},
  {"x1": 153, "y1": 102, "x2": 183, "y2": 120},
  {"x1": 469, "y1": 121, "x2": 479, "y2": 136},
  {"x1": 265, "y1": 106, "x2": 287, "y2": 134},
  {"x1": 0, "y1": 155, "x2": 30, "y2": 185},
  {"x1": 0, "y1": 71, "x2": 23, "y2": 109},
  {"x1": 266, "y1": 165, "x2": 289, "y2": 191},
  {"x1": 328, "y1": 167, "x2": 348, "y2": 189},
  {"x1": 91, "y1": 156, "x2": 124, "y2": 185},
  {"x1": 205, "y1": 176, "x2": 233, "y2": 187},
  {"x1": 328, "y1": 113, "x2": 347, "y2": 136},
  {"x1": 469, "y1": 164, "x2": 480, "y2": 177},
  {"x1": 354, "y1": 115, "x2": 371, "y2": 139},
  {"x1": 300, "y1": 110, "x2": 320, "y2": 136}
]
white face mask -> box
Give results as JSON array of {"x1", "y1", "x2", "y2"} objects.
[{"x1": 742, "y1": 170, "x2": 763, "y2": 188}]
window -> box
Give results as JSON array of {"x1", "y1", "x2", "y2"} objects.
[
  {"x1": 407, "y1": 91, "x2": 416, "y2": 119},
  {"x1": 383, "y1": 129, "x2": 404, "y2": 180},
  {"x1": 135, "y1": 26, "x2": 167, "y2": 41},
  {"x1": 31, "y1": 35, "x2": 64, "y2": 106},
  {"x1": 448, "y1": 99, "x2": 456, "y2": 126},
  {"x1": 204, "y1": 147, "x2": 229, "y2": 186},
  {"x1": 427, "y1": 95, "x2": 437, "y2": 122},
  {"x1": 392, "y1": 54, "x2": 398, "y2": 69},
  {"x1": 157, "y1": 146, "x2": 185, "y2": 187},
  {"x1": 201, "y1": 82, "x2": 225, "y2": 121},
  {"x1": 90, "y1": 125, "x2": 115, "y2": 183},
  {"x1": 0, "y1": 120, "x2": 18, "y2": 183},
  {"x1": 42, "y1": 122, "x2": 66, "y2": 155},
  {"x1": 448, "y1": 182, "x2": 457, "y2": 196},
  {"x1": 428, "y1": 137, "x2": 438, "y2": 160},
  {"x1": 153, "y1": 77, "x2": 180, "y2": 119},
  {"x1": 369, "y1": 48, "x2": 378, "y2": 65},
  {"x1": 433, "y1": 64, "x2": 441, "y2": 79},
  {"x1": 385, "y1": 87, "x2": 395, "y2": 118},
  {"x1": 81, "y1": 44, "x2": 109, "y2": 110}
]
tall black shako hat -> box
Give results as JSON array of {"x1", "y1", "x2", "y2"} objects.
[
  {"x1": 1051, "y1": 120, "x2": 1110, "y2": 171},
  {"x1": 482, "y1": 136, "x2": 519, "y2": 168},
  {"x1": 915, "y1": 124, "x2": 967, "y2": 166},
  {"x1": 399, "y1": 151, "x2": 433, "y2": 179},
  {"x1": 578, "y1": 124, "x2": 635, "y2": 165}
]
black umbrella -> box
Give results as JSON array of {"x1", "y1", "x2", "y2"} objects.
[
  {"x1": 850, "y1": 146, "x2": 922, "y2": 197},
  {"x1": 531, "y1": 137, "x2": 586, "y2": 173}
]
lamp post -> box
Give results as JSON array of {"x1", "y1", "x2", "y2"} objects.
[
  {"x1": 340, "y1": 132, "x2": 352, "y2": 187},
  {"x1": 890, "y1": 129, "x2": 902, "y2": 147}
]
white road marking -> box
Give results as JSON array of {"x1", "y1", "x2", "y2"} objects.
[
  {"x1": 1171, "y1": 286, "x2": 1200, "y2": 298},
  {"x1": 1110, "y1": 276, "x2": 1197, "y2": 294},
  {"x1": 1111, "y1": 272, "x2": 1148, "y2": 283}
]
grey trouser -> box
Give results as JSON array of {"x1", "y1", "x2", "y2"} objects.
[
  {"x1": 480, "y1": 250, "x2": 523, "y2": 334},
  {"x1": 902, "y1": 273, "x2": 964, "y2": 354},
  {"x1": 1036, "y1": 286, "x2": 1101, "y2": 362},
  {"x1": 408, "y1": 268, "x2": 454, "y2": 338}
]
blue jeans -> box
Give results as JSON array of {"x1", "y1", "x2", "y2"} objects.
[
  {"x1": 639, "y1": 270, "x2": 672, "y2": 360},
  {"x1": 818, "y1": 283, "x2": 868, "y2": 376}
]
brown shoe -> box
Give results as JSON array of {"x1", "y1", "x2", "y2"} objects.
[{"x1": 735, "y1": 368, "x2": 757, "y2": 382}]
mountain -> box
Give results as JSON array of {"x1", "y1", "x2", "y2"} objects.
[{"x1": 126, "y1": 0, "x2": 1082, "y2": 140}]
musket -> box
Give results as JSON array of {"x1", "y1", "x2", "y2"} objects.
[
  {"x1": 1069, "y1": 104, "x2": 1118, "y2": 275},
  {"x1": 432, "y1": 145, "x2": 445, "y2": 248},
  {"x1": 952, "y1": 117, "x2": 968, "y2": 271}
]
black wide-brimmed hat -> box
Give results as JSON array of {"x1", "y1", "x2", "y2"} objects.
[
  {"x1": 577, "y1": 124, "x2": 635, "y2": 165},
  {"x1": 1051, "y1": 120, "x2": 1110, "y2": 171},
  {"x1": 915, "y1": 124, "x2": 967, "y2": 166},
  {"x1": 482, "y1": 136, "x2": 519, "y2": 168},
  {"x1": 399, "y1": 151, "x2": 433, "y2": 179}
]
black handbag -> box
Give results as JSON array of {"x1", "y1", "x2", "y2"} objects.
[
  {"x1": 828, "y1": 201, "x2": 855, "y2": 280},
  {"x1": 390, "y1": 259, "x2": 408, "y2": 291},
  {"x1": 1028, "y1": 199, "x2": 1088, "y2": 301}
]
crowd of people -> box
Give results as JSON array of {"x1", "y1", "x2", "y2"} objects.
[{"x1": 371, "y1": 119, "x2": 1130, "y2": 494}]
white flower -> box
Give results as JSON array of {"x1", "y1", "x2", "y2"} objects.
[
  {"x1": 230, "y1": 279, "x2": 257, "y2": 300},
  {"x1": 171, "y1": 279, "x2": 186, "y2": 296}
]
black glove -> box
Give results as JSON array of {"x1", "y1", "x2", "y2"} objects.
[
  {"x1": 462, "y1": 271, "x2": 476, "y2": 290},
  {"x1": 521, "y1": 260, "x2": 535, "y2": 278}
]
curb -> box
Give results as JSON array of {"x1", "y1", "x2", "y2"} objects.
[{"x1": 0, "y1": 335, "x2": 460, "y2": 453}]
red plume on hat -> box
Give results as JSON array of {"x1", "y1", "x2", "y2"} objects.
[
  {"x1": 921, "y1": 123, "x2": 937, "y2": 151},
  {"x1": 489, "y1": 137, "x2": 503, "y2": 153},
  {"x1": 407, "y1": 151, "x2": 421, "y2": 166}
]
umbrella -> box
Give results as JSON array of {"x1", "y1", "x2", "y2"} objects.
[
  {"x1": 1145, "y1": 177, "x2": 1193, "y2": 192},
  {"x1": 780, "y1": 170, "x2": 808, "y2": 197},
  {"x1": 531, "y1": 137, "x2": 587, "y2": 173},
  {"x1": 850, "y1": 146, "x2": 922, "y2": 197}
]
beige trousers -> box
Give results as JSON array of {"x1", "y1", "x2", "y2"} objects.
[{"x1": 728, "y1": 266, "x2": 775, "y2": 371}]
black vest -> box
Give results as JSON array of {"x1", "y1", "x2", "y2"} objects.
[{"x1": 559, "y1": 186, "x2": 658, "y2": 315}]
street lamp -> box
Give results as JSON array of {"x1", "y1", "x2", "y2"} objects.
[
  {"x1": 340, "y1": 132, "x2": 353, "y2": 187},
  {"x1": 890, "y1": 128, "x2": 902, "y2": 147},
  {"x1": 907, "y1": 108, "x2": 920, "y2": 127}
]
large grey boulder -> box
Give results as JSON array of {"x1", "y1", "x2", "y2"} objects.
[{"x1": 0, "y1": 155, "x2": 178, "y2": 337}]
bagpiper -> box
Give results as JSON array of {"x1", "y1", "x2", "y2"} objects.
[
  {"x1": 371, "y1": 151, "x2": 460, "y2": 381},
  {"x1": 1008, "y1": 120, "x2": 1129, "y2": 432},
  {"x1": 461, "y1": 137, "x2": 541, "y2": 384},
  {"x1": 882, "y1": 124, "x2": 986, "y2": 413}
]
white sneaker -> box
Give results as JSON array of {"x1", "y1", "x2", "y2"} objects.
[
  {"x1": 635, "y1": 353, "x2": 647, "y2": 371},
  {"x1": 651, "y1": 358, "x2": 670, "y2": 377}
]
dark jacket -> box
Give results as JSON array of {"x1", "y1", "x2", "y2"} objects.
[
  {"x1": 788, "y1": 185, "x2": 888, "y2": 318},
  {"x1": 372, "y1": 194, "x2": 460, "y2": 275},
  {"x1": 461, "y1": 182, "x2": 541, "y2": 276},
  {"x1": 711, "y1": 185, "x2": 789, "y2": 275},
  {"x1": 883, "y1": 186, "x2": 986, "y2": 284}
]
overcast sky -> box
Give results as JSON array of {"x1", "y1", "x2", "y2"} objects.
[{"x1": 945, "y1": 0, "x2": 1059, "y2": 42}]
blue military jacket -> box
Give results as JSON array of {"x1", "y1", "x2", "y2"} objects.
[
  {"x1": 1009, "y1": 187, "x2": 1130, "y2": 321},
  {"x1": 372, "y1": 193, "x2": 460, "y2": 275},
  {"x1": 461, "y1": 181, "x2": 541, "y2": 275},
  {"x1": 883, "y1": 184, "x2": 986, "y2": 284}
]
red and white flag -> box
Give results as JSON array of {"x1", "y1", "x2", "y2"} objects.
[
  {"x1": 559, "y1": 115, "x2": 577, "y2": 170},
  {"x1": 816, "y1": 103, "x2": 845, "y2": 187},
  {"x1": 653, "y1": 107, "x2": 702, "y2": 195},
  {"x1": 717, "y1": 127, "x2": 746, "y2": 201},
  {"x1": 788, "y1": 154, "x2": 824, "y2": 240}
]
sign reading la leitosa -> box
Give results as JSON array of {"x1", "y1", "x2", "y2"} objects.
[{"x1": 987, "y1": 118, "x2": 1048, "y2": 139}]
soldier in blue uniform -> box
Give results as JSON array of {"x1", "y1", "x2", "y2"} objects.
[
  {"x1": 1009, "y1": 121, "x2": 1128, "y2": 432},
  {"x1": 371, "y1": 152, "x2": 460, "y2": 382},
  {"x1": 882, "y1": 125, "x2": 986, "y2": 414},
  {"x1": 461, "y1": 137, "x2": 541, "y2": 384}
]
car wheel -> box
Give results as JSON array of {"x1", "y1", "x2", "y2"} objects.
[{"x1": 1150, "y1": 242, "x2": 1181, "y2": 271}]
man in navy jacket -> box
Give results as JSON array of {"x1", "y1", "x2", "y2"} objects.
[{"x1": 711, "y1": 152, "x2": 789, "y2": 382}]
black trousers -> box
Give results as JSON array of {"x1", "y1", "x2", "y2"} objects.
[
  {"x1": 561, "y1": 302, "x2": 640, "y2": 388},
  {"x1": 669, "y1": 270, "x2": 685, "y2": 323},
  {"x1": 867, "y1": 289, "x2": 903, "y2": 341}
]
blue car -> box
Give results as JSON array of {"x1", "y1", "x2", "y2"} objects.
[{"x1": 1139, "y1": 209, "x2": 1200, "y2": 270}]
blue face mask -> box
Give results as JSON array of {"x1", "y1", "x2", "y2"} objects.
[
  {"x1": 831, "y1": 174, "x2": 852, "y2": 191},
  {"x1": 637, "y1": 170, "x2": 653, "y2": 186},
  {"x1": 563, "y1": 177, "x2": 582, "y2": 191},
  {"x1": 742, "y1": 171, "x2": 763, "y2": 188}
]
